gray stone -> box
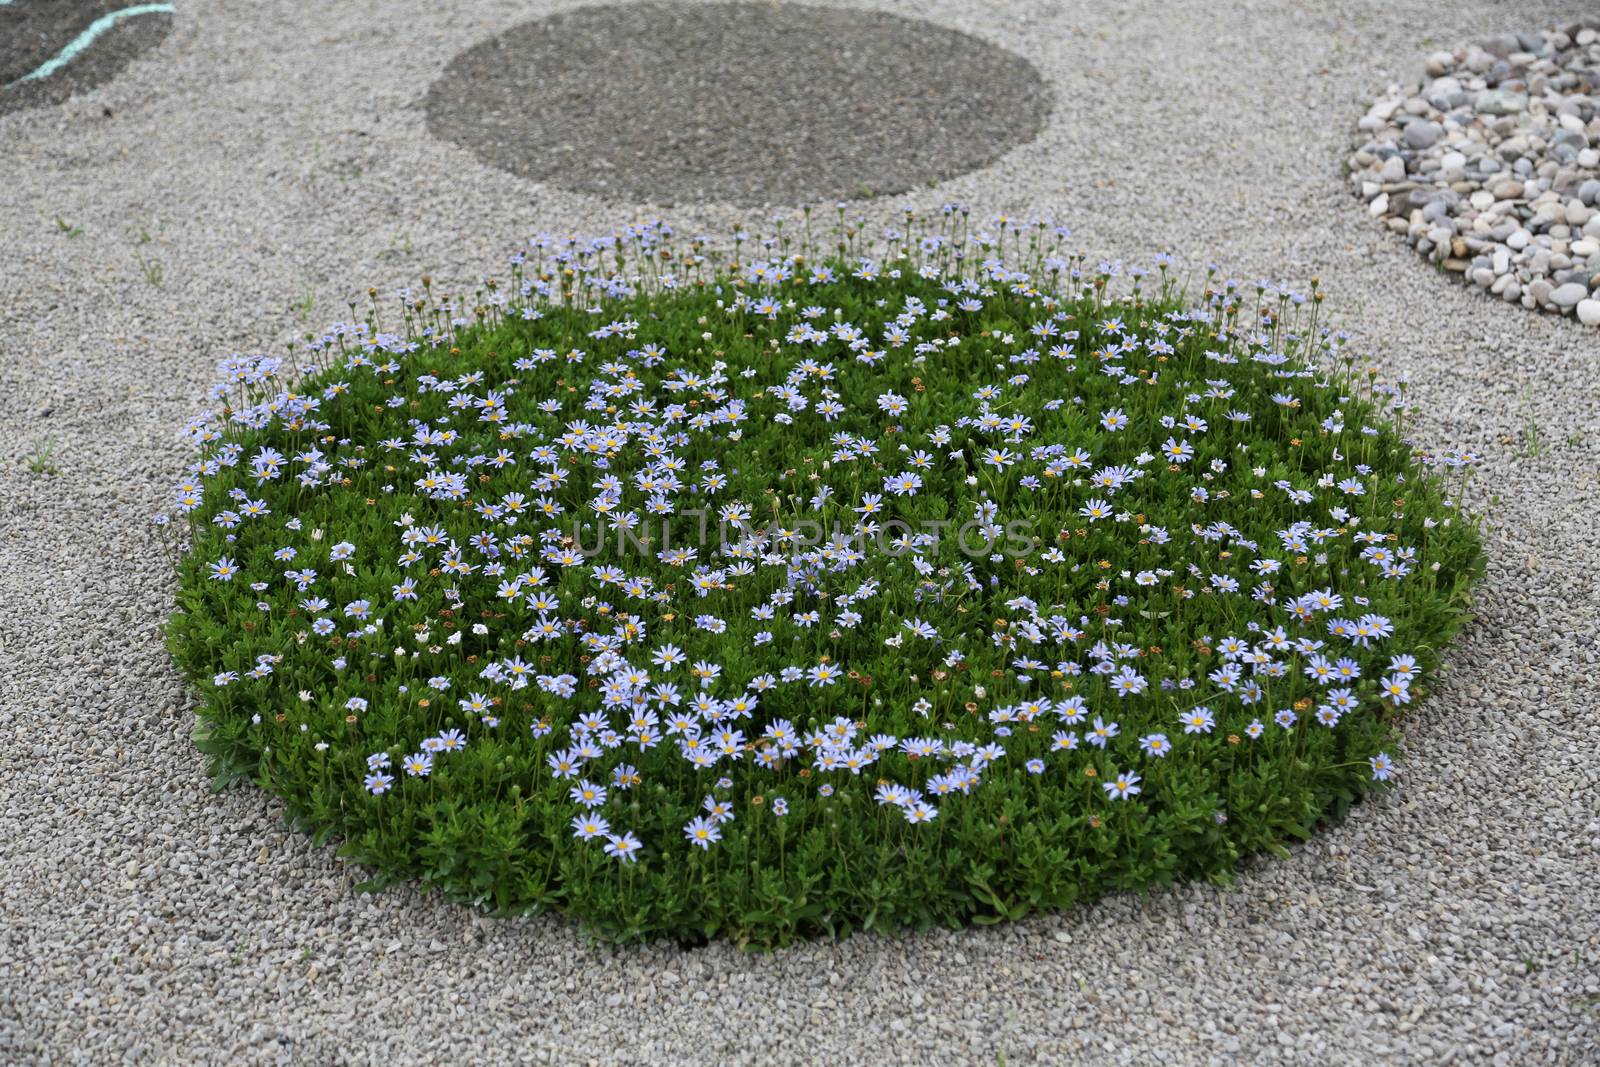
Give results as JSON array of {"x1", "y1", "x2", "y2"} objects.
[
  {"x1": 1476, "y1": 89, "x2": 1528, "y2": 114},
  {"x1": 1482, "y1": 33, "x2": 1520, "y2": 58},
  {"x1": 1405, "y1": 120, "x2": 1443, "y2": 149},
  {"x1": 1550, "y1": 282, "x2": 1588, "y2": 307}
]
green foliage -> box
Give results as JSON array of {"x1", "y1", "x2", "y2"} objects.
[
  {"x1": 165, "y1": 217, "x2": 1484, "y2": 946},
  {"x1": 25, "y1": 437, "x2": 60, "y2": 476}
]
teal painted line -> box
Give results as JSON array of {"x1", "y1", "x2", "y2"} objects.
[{"x1": 9, "y1": 4, "x2": 175, "y2": 86}]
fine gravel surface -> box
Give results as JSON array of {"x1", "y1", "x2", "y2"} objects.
[
  {"x1": 2, "y1": 0, "x2": 1598, "y2": 1063},
  {"x1": 426, "y1": 2, "x2": 1051, "y2": 206}
]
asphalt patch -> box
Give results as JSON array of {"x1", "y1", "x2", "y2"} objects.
[
  {"x1": 425, "y1": 1, "x2": 1051, "y2": 207},
  {"x1": 1, "y1": 1, "x2": 174, "y2": 116}
]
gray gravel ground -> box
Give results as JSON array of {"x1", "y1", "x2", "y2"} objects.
[
  {"x1": 2, "y1": 0, "x2": 1598, "y2": 1063},
  {"x1": 425, "y1": 2, "x2": 1050, "y2": 205}
]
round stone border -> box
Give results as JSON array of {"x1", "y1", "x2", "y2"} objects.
[
  {"x1": 1348, "y1": 19, "x2": 1600, "y2": 327},
  {"x1": 424, "y1": 1, "x2": 1052, "y2": 207}
]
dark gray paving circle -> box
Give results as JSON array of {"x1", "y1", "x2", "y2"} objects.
[
  {"x1": 424, "y1": 2, "x2": 1052, "y2": 206},
  {"x1": 1, "y1": 1, "x2": 174, "y2": 116}
]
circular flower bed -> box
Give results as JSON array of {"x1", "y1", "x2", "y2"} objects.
[
  {"x1": 1350, "y1": 19, "x2": 1600, "y2": 325},
  {"x1": 166, "y1": 214, "x2": 1484, "y2": 945}
]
